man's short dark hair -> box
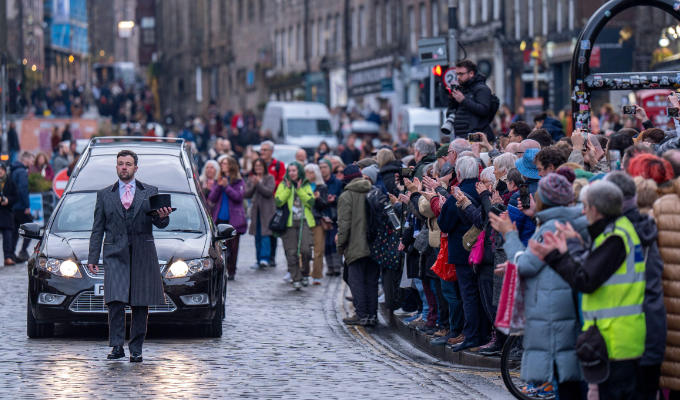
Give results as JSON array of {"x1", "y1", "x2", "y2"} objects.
[
  {"x1": 535, "y1": 146, "x2": 568, "y2": 169},
  {"x1": 640, "y1": 128, "x2": 666, "y2": 144},
  {"x1": 509, "y1": 121, "x2": 531, "y2": 140},
  {"x1": 507, "y1": 168, "x2": 525, "y2": 187},
  {"x1": 617, "y1": 128, "x2": 639, "y2": 139},
  {"x1": 663, "y1": 149, "x2": 680, "y2": 177},
  {"x1": 608, "y1": 132, "x2": 634, "y2": 153},
  {"x1": 455, "y1": 59, "x2": 477, "y2": 74},
  {"x1": 533, "y1": 113, "x2": 548, "y2": 123},
  {"x1": 117, "y1": 150, "x2": 139, "y2": 165},
  {"x1": 527, "y1": 129, "x2": 553, "y2": 148}
]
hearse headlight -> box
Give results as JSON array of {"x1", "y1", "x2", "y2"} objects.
[
  {"x1": 166, "y1": 258, "x2": 212, "y2": 279},
  {"x1": 37, "y1": 257, "x2": 82, "y2": 278}
]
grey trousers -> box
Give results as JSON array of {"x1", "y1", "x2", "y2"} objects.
[
  {"x1": 108, "y1": 301, "x2": 149, "y2": 354},
  {"x1": 281, "y1": 220, "x2": 312, "y2": 282}
]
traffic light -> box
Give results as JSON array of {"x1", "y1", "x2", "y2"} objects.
[{"x1": 432, "y1": 65, "x2": 443, "y2": 77}]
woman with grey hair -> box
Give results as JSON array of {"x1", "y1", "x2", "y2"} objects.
[
  {"x1": 455, "y1": 156, "x2": 479, "y2": 181},
  {"x1": 304, "y1": 163, "x2": 329, "y2": 285},
  {"x1": 492, "y1": 153, "x2": 517, "y2": 198},
  {"x1": 199, "y1": 160, "x2": 220, "y2": 200}
]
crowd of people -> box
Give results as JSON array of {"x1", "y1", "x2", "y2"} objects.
[{"x1": 8, "y1": 57, "x2": 680, "y2": 398}]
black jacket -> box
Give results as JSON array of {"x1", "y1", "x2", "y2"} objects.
[
  {"x1": 624, "y1": 207, "x2": 666, "y2": 366},
  {"x1": 0, "y1": 177, "x2": 17, "y2": 229},
  {"x1": 448, "y1": 74, "x2": 494, "y2": 139},
  {"x1": 379, "y1": 160, "x2": 401, "y2": 196}
]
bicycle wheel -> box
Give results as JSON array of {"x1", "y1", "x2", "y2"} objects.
[{"x1": 500, "y1": 335, "x2": 556, "y2": 400}]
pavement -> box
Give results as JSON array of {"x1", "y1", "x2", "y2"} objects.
[{"x1": 0, "y1": 236, "x2": 513, "y2": 399}]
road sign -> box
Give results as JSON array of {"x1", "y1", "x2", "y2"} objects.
[
  {"x1": 443, "y1": 68, "x2": 457, "y2": 92},
  {"x1": 52, "y1": 168, "x2": 69, "y2": 198},
  {"x1": 418, "y1": 37, "x2": 448, "y2": 67}
]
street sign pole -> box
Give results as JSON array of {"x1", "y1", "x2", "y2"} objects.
[
  {"x1": 429, "y1": 69, "x2": 435, "y2": 109},
  {"x1": 447, "y1": 0, "x2": 458, "y2": 66},
  {"x1": 1, "y1": 55, "x2": 6, "y2": 155}
]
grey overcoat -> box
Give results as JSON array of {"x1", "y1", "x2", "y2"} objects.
[
  {"x1": 244, "y1": 174, "x2": 276, "y2": 236},
  {"x1": 87, "y1": 180, "x2": 169, "y2": 306}
]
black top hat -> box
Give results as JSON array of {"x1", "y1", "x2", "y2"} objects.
[{"x1": 147, "y1": 193, "x2": 176, "y2": 215}]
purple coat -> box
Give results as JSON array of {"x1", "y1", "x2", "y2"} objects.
[{"x1": 208, "y1": 178, "x2": 247, "y2": 234}]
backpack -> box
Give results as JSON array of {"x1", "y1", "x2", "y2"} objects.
[
  {"x1": 485, "y1": 93, "x2": 500, "y2": 125},
  {"x1": 365, "y1": 186, "x2": 388, "y2": 244}
]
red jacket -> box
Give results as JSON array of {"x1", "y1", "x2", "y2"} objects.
[{"x1": 267, "y1": 158, "x2": 286, "y2": 192}]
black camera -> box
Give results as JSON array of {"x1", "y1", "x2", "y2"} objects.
[
  {"x1": 519, "y1": 183, "x2": 531, "y2": 210},
  {"x1": 490, "y1": 203, "x2": 507, "y2": 216},
  {"x1": 399, "y1": 167, "x2": 415, "y2": 179},
  {"x1": 669, "y1": 107, "x2": 679, "y2": 118},
  {"x1": 622, "y1": 105, "x2": 636, "y2": 115}
]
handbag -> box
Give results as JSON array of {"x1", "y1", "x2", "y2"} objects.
[
  {"x1": 431, "y1": 236, "x2": 456, "y2": 281},
  {"x1": 462, "y1": 224, "x2": 482, "y2": 251},
  {"x1": 467, "y1": 229, "x2": 486, "y2": 266},
  {"x1": 427, "y1": 218, "x2": 440, "y2": 248},
  {"x1": 320, "y1": 216, "x2": 333, "y2": 231},
  {"x1": 268, "y1": 205, "x2": 289, "y2": 234},
  {"x1": 494, "y1": 254, "x2": 526, "y2": 336}
]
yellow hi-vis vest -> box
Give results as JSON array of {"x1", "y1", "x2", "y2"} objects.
[{"x1": 581, "y1": 216, "x2": 646, "y2": 360}]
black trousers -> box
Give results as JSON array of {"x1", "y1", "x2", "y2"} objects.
[
  {"x1": 1, "y1": 228, "x2": 13, "y2": 260},
  {"x1": 381, "y1": 265, "x2": 402, "y2": 311},
  {"x1": 636, "y1": 363, "x2": 661, "y2": 400},
  {"x1": 598, "y1": 360, "x2": 638, "y2": 400},
  {"x1": 108, "y1": 301, "x2": 149, "y2": 354},
  {"x1": 347, "y1": 257, "x2": 379, "y2": 319}
]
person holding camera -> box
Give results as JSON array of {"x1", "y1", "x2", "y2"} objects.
[
  {"x1": 0, "y1": 164, "x2": 17, "y2": 266},
  {"x1": 442, "y1": 60, "x2": 497, "y2": 140}
]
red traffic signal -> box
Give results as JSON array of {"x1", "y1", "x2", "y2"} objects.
[{"x1": 432, "y1": 65, "x2": 442, "y2": 76}]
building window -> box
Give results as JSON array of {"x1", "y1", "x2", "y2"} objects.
[
  {"x1": 542, "y1": 0, "x2": 548, "y2": 36},
  {"x1": 318, "y1": 19, "x2": 324, "y2": 55},
  {"x1": 311, "y1": 20, "x2": 317, "y2": 57},
  {"x1": 210, "y1": 67, "x2": 219, "y2": 100},
  {"x1": 431, "y1": 1, "x2": 439, "y2": 36},
  {"x1": 289, "y1": 26, "x2": 294, "y2": 64},
  {"x1": 408, "y1": 6, "x2": 416, "y2": 52},
  {"x1": 568, "y1": 0, "x2": 574, "y2": 30},
  {"x1": 326, "y1": 16, "x2": 332, "y2": 54},
  {"x1": 528, "y1": 0, "x2": 534, "y2": 37},
  {"x1": 459, "y1": 0, "x2": 466, "y2": 28},
  {"x1": 482, "y1": 0, "x2": 488, "y2": 22},
  {"x1": 359, "y1": 6, "x2": 366, "y2": 47},
  {"x1": 335, "y1": 14, "x2": 342, "y2": 53},
  {"x1": 238, "y1": 0, "x2": 243, "y2": 21},
  {"x1": 352, "y1": 8, "x2": 358, "y2": 49},
  {"x1": 385, "y1": 1, "x2": 392, "y2": 43},
  {"x1": 419, "y1": 3, "x2": 426, "y2": 38},
  {"x1": 248, "y1": 0, "x2": 255, "y2": 21},
  {"x1": 260, "y1": 0, "x2": 265, "y2": 21},
  {"x1": 470, "y1": 0, "x2": 477, "y2": 26},
  {"x1": 493, "y1": 0, "x2": 500, "y2": 20},
  {"x1": 141, "y1": 17, "x2": 155, "y2": 45},
  {"x1": 376, "y1": 2, "x2": 382, "y2": 47},
  {"x1": 297, "y1": 24, "x2": 303, "y2": 61}
]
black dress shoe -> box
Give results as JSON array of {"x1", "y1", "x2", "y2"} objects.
[
  {"x1": 129, "y1": 353, "x2": 143, "y2": 363},
  {"x1": 107, "y1": 345, "x2": 125, "y2": 360},
  {"x1": 451, "y1": 339, "x2": 482, "y2": 352}
]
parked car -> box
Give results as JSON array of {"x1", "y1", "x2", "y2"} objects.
[
  {"x1": 261, "y1": 101, "x2": 337, "y2": 152},
  {"x1": 23, "y1": 137, "x2": 236, "y2": 338}
]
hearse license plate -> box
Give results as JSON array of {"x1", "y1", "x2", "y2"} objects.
[{"x1": 94, "y1": 283, "x2": 104, "y2": 297}]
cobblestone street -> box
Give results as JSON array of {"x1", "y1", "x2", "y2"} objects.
[{"x1": 0, "y1": 237, "x2": 511, "y2": 399}]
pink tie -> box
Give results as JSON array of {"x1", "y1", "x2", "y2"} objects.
[{"x1": 122, "y1": 184, "x2": 133, "y2": 210}]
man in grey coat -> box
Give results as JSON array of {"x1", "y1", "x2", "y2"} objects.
[{"x1": 87, "y1": 150, "x2": 172, "y2": 362}]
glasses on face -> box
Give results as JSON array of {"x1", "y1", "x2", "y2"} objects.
[
  {"x1": 514, "y1": 151, "x2": 524, "y2": 157},
  {"x1": 456, "y1": 71, "x2": 469, "y2": 77},
  {"x1": 261, "y1": 148, "x2": 272, "y2": 152}
]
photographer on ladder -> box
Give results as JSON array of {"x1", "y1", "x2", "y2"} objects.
[{"x1": 441, "y1": 60, "x2": 498, "y2": 141}]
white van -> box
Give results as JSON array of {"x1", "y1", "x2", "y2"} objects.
[
  {"x1": 396, "y1": 106, "x2": 446, "y2": 141},
  {"x1": 261, "y1": 101, "x2": 338, "y2": 151}
]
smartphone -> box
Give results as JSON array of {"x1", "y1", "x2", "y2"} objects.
[
  {"x1": 468, "y1": 133, "x2": 483, "y2": 142},
  {"x1": 669, "y1": 107, "x2": 679, "y2": 118},
  {"x1": 400, "y1": 167, "x2": 414, "y2": 179},
  {"x1": 622, "y1": 105, "x2": 636, "y2": 115},
  {"x1": 519, "y1": 183, "x2": 530, "y2": 210},
  {"x1": 609, "y1": 150, "x2": 621, "y2": 171}
]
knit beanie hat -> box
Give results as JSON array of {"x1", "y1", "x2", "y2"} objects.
[
  {"x1": 320, "y1": 158, "x2": 333, "y2": 172},
  {"x1": 362, "y1": 165, "x2": 379, "y2": 184},
  {"x1": 343, "y1": 164, "x2": 362, "y2": 184},
  {"x1": 555, "y1": 166, "x2": 576, "y2": 184},
  {"x1": 537, "y1": 173, "x2": 573, "y2": 207},
  {"x1": 436, "y1": 145, "x2": 449, "y2": 159}
]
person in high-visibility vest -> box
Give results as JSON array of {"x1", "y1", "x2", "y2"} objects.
[{"x1": 529, "y1": 180, "x2": 646, "y2": 399}]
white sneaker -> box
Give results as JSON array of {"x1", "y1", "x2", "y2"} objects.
[
  {"x1": 283, "y1": 272, "x2": 292, "y2": 283},
  {"x1": 312, "y1": 278, "x2": 322, "y2": 285},
  {"x1": 301, "y1": 276, "x2": 309, "y2": 287}
]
